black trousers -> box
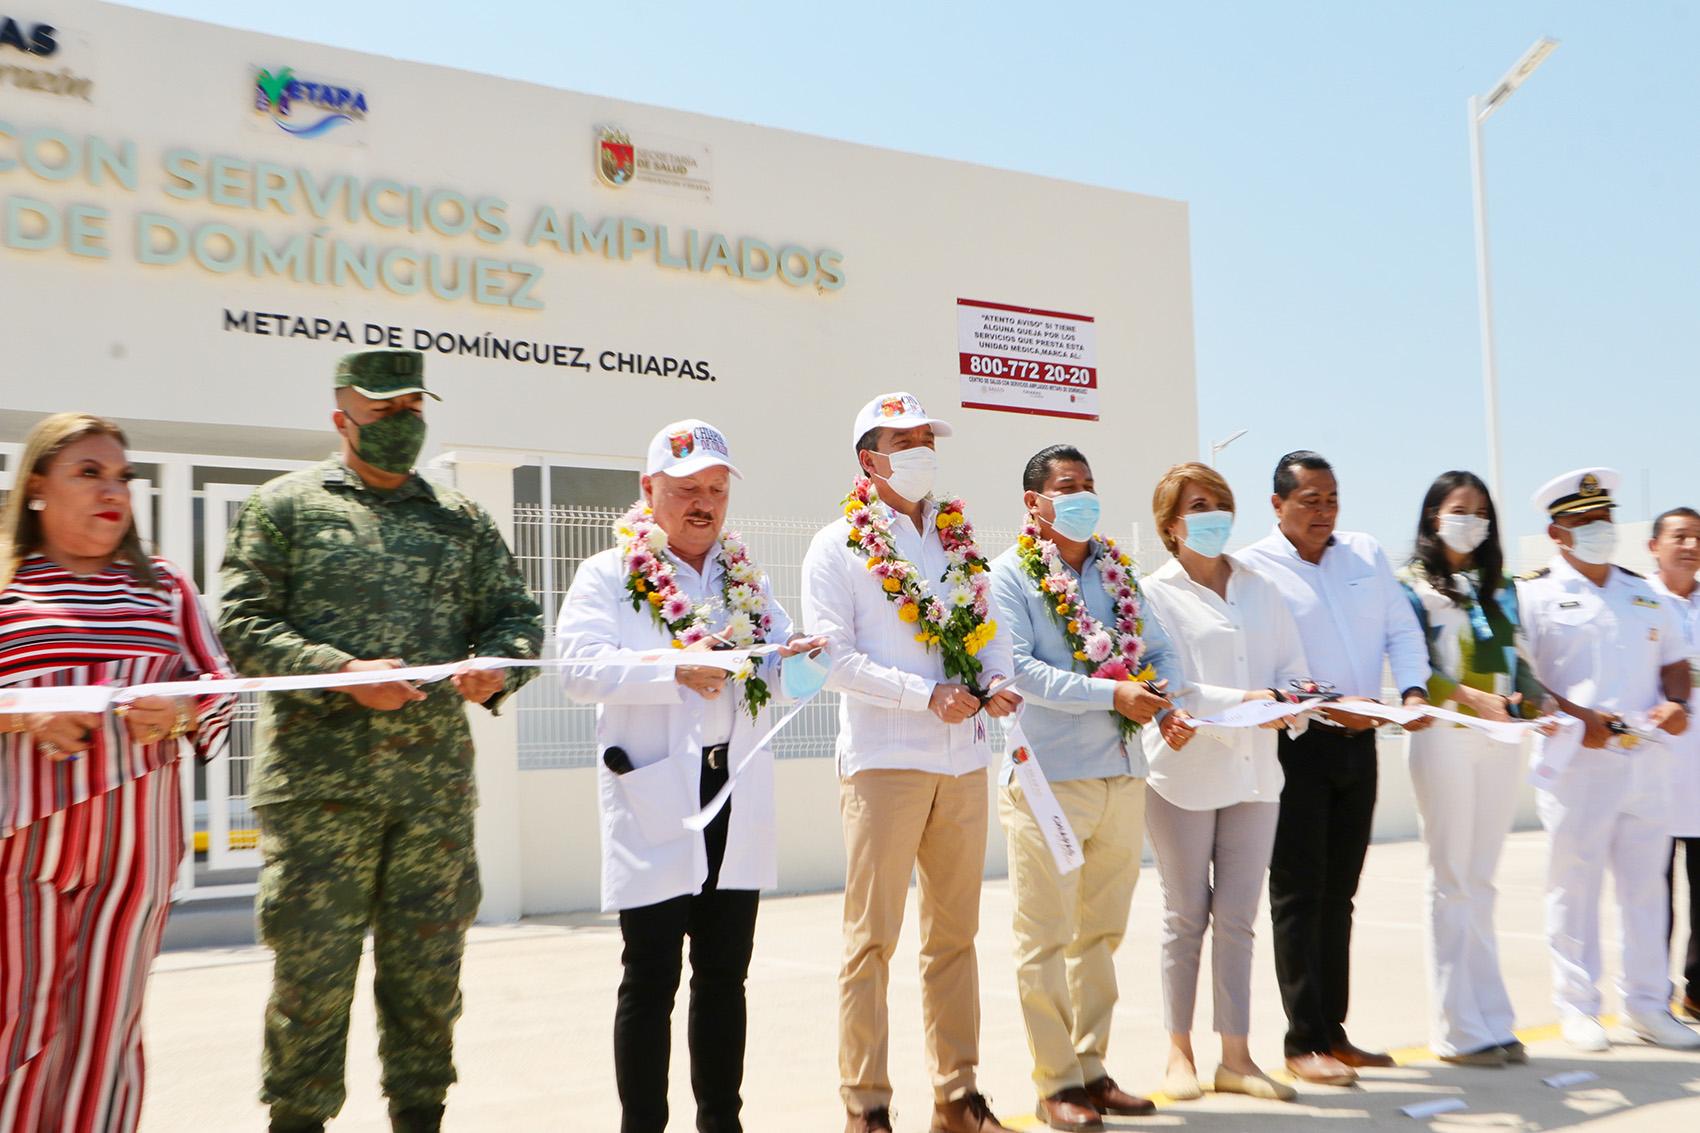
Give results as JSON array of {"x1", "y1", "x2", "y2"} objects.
[
  {"x1": 1668, "y1": 837, "x2": 1700, "y2": 1005},
  {"x1": 1269, "y1": 726, "x2": 1379, "y2": 1057},
  {"x1": 614, "y1": 745, "x2": 760, "y2": 1133}
]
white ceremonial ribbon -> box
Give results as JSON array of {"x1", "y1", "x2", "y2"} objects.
[
  {"x1": 1004, "y1": 710, "x2": 1085, "y2": 875},
  {"x1": 1182, "y1": 699, "x2": 1311, "y2": 730},
  {"x1": 1318, "y1": 699, "x2": 1426, "y2": 727},
  {"x1": 1179, "y1": 697, "x2": 1560, "y2": 746},
  {"x1": 0, "y1": 647, "x2": 784, "y2": 714},
  {"x1": 1418, "y1": 703, "x2": 1544, "y2": 744},
  {"x1": 0, "y1": 646, "x2": 821, "y2": 835},
  {"x1": 684, "y1": 690, "x2": 820, "y2": 832}
]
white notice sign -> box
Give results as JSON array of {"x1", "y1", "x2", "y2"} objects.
[{"x1": 957, "y1": 298, "x2": 1098, "y2": 420}]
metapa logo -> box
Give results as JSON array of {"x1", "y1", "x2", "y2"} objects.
[{"x1": 254, "y1": 66, "x2": 369, "y2": 138}]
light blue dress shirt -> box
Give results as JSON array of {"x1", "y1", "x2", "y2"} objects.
[{"x1": 989, "y1": 541, "x2": 1185, "y2": 783}]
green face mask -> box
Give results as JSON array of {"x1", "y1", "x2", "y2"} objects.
[{"x1": 350, "y1": 411, "x2": 426, "y2": 473}]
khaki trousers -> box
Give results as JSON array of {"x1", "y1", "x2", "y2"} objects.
[
  {"x1": 1000, "y1": 776, "x2": 1145, "y2": 1097},
  {"x1": 839, "y1": 768, "x2": 988, "y2": 1113}
]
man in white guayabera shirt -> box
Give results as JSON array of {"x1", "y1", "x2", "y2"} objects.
[{"x1": 802, "y1": 392, "x2": 1021, "y2": 1133}]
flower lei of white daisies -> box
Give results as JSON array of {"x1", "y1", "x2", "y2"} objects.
[
  {"x1": 614, "y1": 501, "x2": 773, "y2": 718},
  {"x1": 1015, "y1": 521, "x2": 1152, "y2": 738}
]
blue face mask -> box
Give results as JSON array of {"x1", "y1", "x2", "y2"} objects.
[
  {"x1": 781, "y1": 648, "x2": 830, "y2": 700},
  {"x1": 1182, "y1": 510, "x2": 1234, "y2": 558},
  {"x1": 1045, "y1": 491, "x2": 1101, "y2": 542}
]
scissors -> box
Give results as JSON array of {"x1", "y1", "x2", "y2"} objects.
[{"x1": 1285, "y1": 679, "x2": 1342, "y2": 703}]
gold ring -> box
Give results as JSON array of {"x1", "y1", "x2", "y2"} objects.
[{"x1": 41, "y1": 741, "x2": 59, "y2": 757}]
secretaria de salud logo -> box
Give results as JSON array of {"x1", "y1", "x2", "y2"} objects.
[{"x1": 254, "y1": 66, "x2": 369, "y2": 138}]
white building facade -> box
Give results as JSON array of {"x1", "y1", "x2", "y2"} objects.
[{"x1": 0, "y1": 0, "x2": 1200, "y2": 916}]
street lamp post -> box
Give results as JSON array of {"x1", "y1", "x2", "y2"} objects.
[
  {"x1": 1209, "y1": 428, "x2": 1248, "y2": 467},
  {"x1": 1469, "y1": 36, "x2": 1559, "y2": 505}
]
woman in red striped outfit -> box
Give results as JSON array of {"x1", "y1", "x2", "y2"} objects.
[{"x1": 0, "y1": 413, "x2": 234, "y2": 1133}]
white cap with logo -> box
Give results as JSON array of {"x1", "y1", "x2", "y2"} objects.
[
  {"x1": 645, "y1": 419, "x2": 742, "y2": 479},
  {"x1": 851, "y1": 392, "x2": 955, "y2": 449}
]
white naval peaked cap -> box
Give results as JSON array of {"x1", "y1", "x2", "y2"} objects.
[
  {"x1": 645, "y1": 419, "x2": 742, "y2": 479},
  {"x1": 851, "y1": 392, "x2": 954, "y2": 449},
  {"x1": 1532, "y1": 467, "x2": 1619, "y2": 517}
]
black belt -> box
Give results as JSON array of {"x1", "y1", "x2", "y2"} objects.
[{"x1": 701, "y1": 744, "x2": 731, "y2": 810}]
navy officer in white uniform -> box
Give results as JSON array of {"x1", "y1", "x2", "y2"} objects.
[{"x1": 1517, "y1": 467, "x2": 1700, "y2": 1051}]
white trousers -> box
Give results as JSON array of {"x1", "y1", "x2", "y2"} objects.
[
  {"x1": 1408, "y1": 727, "x2": 1521, "y2": 1055},
  {"x1": 1536, "y1": 758, "x2": 1672, "y2": 1019}
]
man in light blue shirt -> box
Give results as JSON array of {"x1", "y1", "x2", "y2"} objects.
[{"x1": 988, "y1": 444, "x2": 1183, "y2": 1130}]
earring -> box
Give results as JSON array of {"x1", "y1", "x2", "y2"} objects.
[{"x1": 27, "y1": 499, "x2": 44, "y2": 512}]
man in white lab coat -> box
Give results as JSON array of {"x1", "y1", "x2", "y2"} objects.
[{"x1": 556, "y1": 419, "x2": 827, "y2": 1133}]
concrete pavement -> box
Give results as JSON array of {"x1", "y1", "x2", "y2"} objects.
[{"x1": 141, "y1": 831, "x2": 1700, "y2": 1131}]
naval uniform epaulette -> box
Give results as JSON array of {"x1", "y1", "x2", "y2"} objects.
[
  {"x1": 1517, "y1": 567, "x2": 1550, "y2": 581},
  {"x1": 1617, "y1": 566, "x2": 1645, "y2": 579}
]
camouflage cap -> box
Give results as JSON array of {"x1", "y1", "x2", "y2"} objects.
[{"x1": 333, "y1": 350, "x2": 441, "y2": 400}]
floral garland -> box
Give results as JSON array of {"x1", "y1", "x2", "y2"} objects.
[
  {"x1": 614, "y1": 501, "x2": 774, "y2": 719},
  {"x1": 1015, "y1": 520, "x2": 1154, "y2": 739},
  {"x1": 841, "y1": 478, "x2": 997, "y2": 692}
]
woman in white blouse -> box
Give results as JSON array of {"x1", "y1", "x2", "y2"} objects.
[{"x1": 1141, "y1": 462, "x2": 1310, "y2": 1103}]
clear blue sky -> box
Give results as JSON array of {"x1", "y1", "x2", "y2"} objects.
[{"x1": 126, "y1": 0, "x2": 1699, "y2": 557}]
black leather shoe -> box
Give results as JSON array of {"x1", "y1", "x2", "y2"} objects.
[{"x1": 391, "y1": 1104, "x2": 444, "y2": 1133}]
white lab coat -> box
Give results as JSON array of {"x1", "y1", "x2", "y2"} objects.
[{"x1": 556, "y1": 546, "x2": 795, "y2": 913}]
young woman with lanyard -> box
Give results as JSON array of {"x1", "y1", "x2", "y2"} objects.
[{"x1": 1397, "y1": 470, "x2": 1547, "y2": 1068}]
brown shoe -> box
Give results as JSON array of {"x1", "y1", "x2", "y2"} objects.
[
  {"x1": 1329, "y1": 1039, "x2": 1396, "y2": 1069},
  {"x1": 1083, "y1": 1076, "x2": 1155, "y2": 1116},
  {"x1": 847, "y1": 1107, "x2": 894, "y2": 1132},
  {"x1": 1284, "y1": 1052, "x2": 1358, "y2": 1086},
  {"x1": 1035, "y1": 1088, "x2": 1102, "y2": 1132},
  {"x1": 932, "y1": 1091, "x2": 1010, "y2": 1133}
]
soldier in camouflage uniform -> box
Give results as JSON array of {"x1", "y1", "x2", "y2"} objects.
[{"x1": 218, "y1": 351, "x2": 544, "y2": 1133}]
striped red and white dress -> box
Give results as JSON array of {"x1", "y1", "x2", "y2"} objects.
[
  {"x1": 0, "y1": 554, "x2": 233, "y2": 836},
  {"x1": 0, "y1": 553, "x2": 235, "y2": 1133}
]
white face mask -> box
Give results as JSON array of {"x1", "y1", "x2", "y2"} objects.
[
  {"x1": 1564, "y1": 520, "x2": 1617, "y2": 565},
  {"x1": 1436, "y1": 514, "x2": 1490, "y2": 556},
  {"x1": 877, "y1": 446, "x2": 937, "y2": 502}
]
